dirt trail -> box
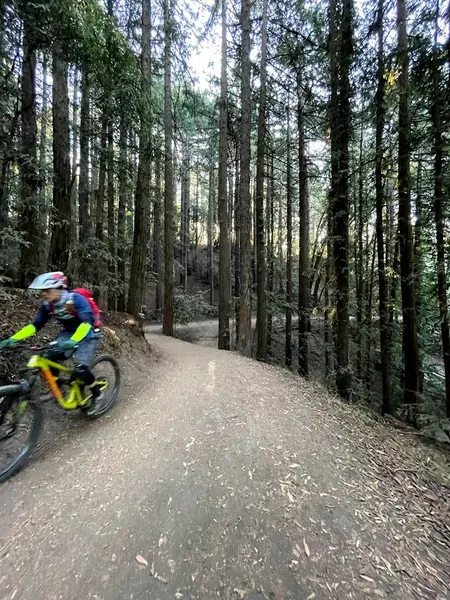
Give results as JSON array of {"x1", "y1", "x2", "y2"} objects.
[{"x1": 0, "y1": 329, "x2": 449, "y2": 600}]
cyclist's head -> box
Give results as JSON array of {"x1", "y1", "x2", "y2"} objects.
[{"x1": 29, "y1": 272, "x2": 68, "y2": 302}]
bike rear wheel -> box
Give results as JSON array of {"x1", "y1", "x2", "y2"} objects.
[
  {"x1": 81, "y1": 354, "x2": 120, "y2": 419},
  {"x1": 0, "y1": 385, "x2": 43, "y2": 484}
]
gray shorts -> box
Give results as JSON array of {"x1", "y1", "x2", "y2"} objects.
[{"x1": 46, "y1": 331, "x2": 103, "y2": 368}]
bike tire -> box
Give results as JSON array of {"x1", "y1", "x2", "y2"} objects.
[
  {"x1": 0, "y1": 386, "x2": 43, "y2": 484},
  {"x1": 81, "y1": 354, "x2": 121, "y2": 420}
]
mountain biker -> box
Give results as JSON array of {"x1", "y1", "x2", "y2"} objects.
[{"x1": 0, "y1": 272, "x2": 103, "y2": 403}]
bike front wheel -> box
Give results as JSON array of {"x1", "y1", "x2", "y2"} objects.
[
  {"x1": 81, "y1": 354, "x2": 121, "y2": 419},
  {"x1": 0, "y1": 385, "x2": 43, "y2": 484}
]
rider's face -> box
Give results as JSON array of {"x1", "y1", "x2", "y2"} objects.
[{"x1": 40, "y1": 288, "x2": 63, "y2": 303}]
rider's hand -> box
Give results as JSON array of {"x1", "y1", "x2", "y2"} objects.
[
  {"x1": 0, "y1": 338, "x2": 18, "y2": 351},
  {"x1": 57, "y1": 338, "x2": 77, "y2": 352}
]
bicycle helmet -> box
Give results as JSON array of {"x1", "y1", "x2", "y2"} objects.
[{"x1": 28, "y1": 272, "x2": 68, "y2": 290}]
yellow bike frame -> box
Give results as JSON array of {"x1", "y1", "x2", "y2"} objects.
[{"x1": 27, "y1": 354, "x2": 89, "y2": 410}]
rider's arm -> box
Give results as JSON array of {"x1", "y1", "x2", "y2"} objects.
[
  {"x1": 11, "y1": 305, "x2": 50, "y2": 341},
  {"x1": 68, "y1": 294, "x2": 94, "y2": 343}
]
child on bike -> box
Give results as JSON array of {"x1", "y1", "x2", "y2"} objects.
[{"x1": 0, "y1": 272, "x2": 103, "y2": 403}]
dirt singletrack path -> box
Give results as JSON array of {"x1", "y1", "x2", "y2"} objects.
[{"x1": 0, "y1": 328, "x2": 449, "y2": 600}]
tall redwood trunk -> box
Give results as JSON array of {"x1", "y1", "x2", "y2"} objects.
[
  {"x1": 432, "y1": 0, "x2": 450, "y2": 417},
  {"x1": 374, "y1": 0, "x2": 392, "y2": 413},
  {"x1": 255, "y1": 0, "x2": 268, "y2": 359},
  {"x1": 18, "y1": 17, "x2": 40, "y2": 285},
  {"x1": 48, "y1": 45, "x2": 71, "y2": 271},
  {"x1": 162, "y1": 0, "x2": 174, "y2": 334},
  {"x1": 237, "y1": 0, "x2": 252, "y2": 356},
  {"x1": 218, "y1": 0, "x2": 230, "y2": 350},
  {"x1": 285, "y1": 102, "x2": 293, "y2": 368},
  {"x1": 397, "y1": 0, "x2": 421, "y2": 408},
  {"x1": 297, "y1": 66, "x2": 310, "y2": 377}
]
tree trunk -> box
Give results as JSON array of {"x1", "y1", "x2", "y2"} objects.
[
  {"x1": 218, "y1": 0, "x2": 230, "y2": 350},
  {"x1": 234, "y1": 143, "x2": 241, "y2": 347},
  {"x1": 298, "y1": 67, "x2": 310, "y2": 378},
  {"x1": 355, "y1": 123, "x2": 364, "y2": 379},
  {"x1": 18, "y1": 17, "x2": 40, "y2": 285},
  {"x1": 267, "y1": 148, "x2": 274, "y2": 357},
  {"x1": 413, "y1": 154, "x2": 422, "y2": 328},
  {"x1": 38, "y1": 52, "x2": 49, "y2": 262},
  {"x1": 397, "y1": 0, "x2": 421, "y2": 408},
  {"x1": 154, "y1": 147, "x2": 163, "y2": 313},
  {"x1": 93, "y1": 115, "x2": 107, "y2": 299},
  {"x1": 180, "y1": 139, "x2": 190, "y2": 291},
  {"x1": 285, "y1": 102, "x2": 293, "y2": 369},
  {"x1": 107, "y1": 118, "x2": 116, "y2": 310},
  {"x1": 48, "y1": 45, "x2": 71, "y2": 271},
  {"x1": 162, "y1": 0, "x2": 174, "y2": 334},
  {"x1": 238, "y1": 0, "x2": 252, "y2": 357},
  {"x1": 128, "y1": 0, "x2": 152, "y2": 318},
  {"x1": 329, "y1": 0, "x2": 352, "y2": 399},
  {"x1": 117, "y1": 115, "x2": 128, "y2": 312},
  {"x1": 78, "y1": 67, "x2": 90, "y2": 247},
  {"x1": 374, "y1": 0, "x2": 392, "y2": 414},
  {"x1": 255, "y1": 0, "x2": 268, "y2": 359},
  {"x1": 432, "y1": 0, "x2": 450, "y2": 418},
  {"x1": 70, "y1": 68, "x2": 79, "y2": 247}
]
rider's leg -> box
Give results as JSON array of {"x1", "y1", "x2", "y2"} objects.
[{"x1": 71, "y1": 332, "x2": 103, "y2": 397}]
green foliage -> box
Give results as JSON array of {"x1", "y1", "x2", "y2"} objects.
[{"x1": 173, "y1": 290, "x2": 216, "y2": 325}]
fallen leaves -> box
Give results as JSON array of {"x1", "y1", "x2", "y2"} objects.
[
  {"x1": 303, "y1": 538, "x2": 311, "y2": 558},
  {"x1": 136, "y1": 554, "x2": 148, "y2": 566}
]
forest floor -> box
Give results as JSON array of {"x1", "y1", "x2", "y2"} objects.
[{"x1": 0, "y1": 311, "x2": 449, "y2": 599}]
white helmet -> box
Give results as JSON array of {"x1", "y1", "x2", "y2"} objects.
[{"x1": 28, "y1": 272, "x2": 68, "y2": 290}]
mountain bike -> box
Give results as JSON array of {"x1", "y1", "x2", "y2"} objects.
[{"x1": 0, "y1": 342, "x2": 120, "y2": 484}]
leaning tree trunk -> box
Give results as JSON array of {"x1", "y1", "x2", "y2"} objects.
[
  {"x1": 397, "y1": 0, "x2": 421, "y2": 409},
  {"x1": 128, "y1": 0, "x2": 152, "y2": 318},
  {"x1": 162, "y1": 0, "x2": 174, "y2": 334},
  {"x1": 18, "y1": 17, "x2": 40, "y2": 285},
  {"x1": 255, "y1": 0, "x2": 268, "y2": 360},
  {"x1": 237, "y1": 0, "x2": 252, "y2": 357},
  {"x1": 48, "y1": 44, "x2": 71, "y2": 271},
  {"x1": 218, "y1": 0, "x2": 231, "y2": 350}
]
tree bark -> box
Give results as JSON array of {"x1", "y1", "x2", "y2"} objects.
[
  {"x1": 208, "y1": 162, "x2": 215, "y2": 306},
  {"x1": 329, "y1": 0, "x2": 352, "y2": 399},
  {"x1": 297, "y1": 66, "x2": 310, "y2": 378},
  {"x1": 285, "y1": 102, "x2": 293, "y2": 369},
  {"x1": 162, "y1": 0, "x2": 174, "y2": 334},
  {"x1": 127, "y1": 0, "x2": 152, "y2": 318},
  {"x1": 107, "y1": 118, "x2": 116, "y2": 310},
  {"x1": 70, "y1": 67, "x2": 79, "y2": 248},
  {"x1": 374, "y1": 0, "x2": 392, "y2": 414},
  {"x1": 255, "y1": 0, "x2": 268, "y2": 360},
  {"x1": 238, "y1": 0, "x2": 252, "y2": 357},
  {"x1": 397, "y1": 0, "x2": 421, "y2": 408},
  {"x1": 218, "y1": 0, "x2": 230, "y2": 350},
  {"x1": 78, "y1": 67, "x2": 90, "y2": 247},
  {"x1": 154, "y1": 147, "x2": 163, "y2": 313},
  {"x1": 18, "y1": 17, "x2": 40, "y2": 285},
  {"x1": 48, "y1": 44, "x2": 71, "y2": 271},
  {"x1": 432, "y1": 0, "x2": 450, "y2": 417},
  {"x1": 117, "y1": 115, "x2": 128, "y2": 312}
]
